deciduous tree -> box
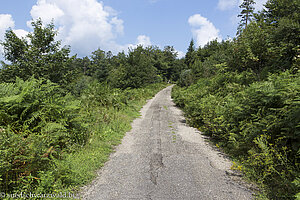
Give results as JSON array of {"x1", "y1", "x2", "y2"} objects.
[{"x1": 0, "y1": 19, "x2": 74, "y2": 86}]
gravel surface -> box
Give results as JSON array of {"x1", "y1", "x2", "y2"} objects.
[{"x1": 80, "y1": 85, "x2": 253, "y2": 200}]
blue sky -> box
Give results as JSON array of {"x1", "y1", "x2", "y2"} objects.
[{"x1": 0, "y1": 0, "x2": 267, "y2": 59}]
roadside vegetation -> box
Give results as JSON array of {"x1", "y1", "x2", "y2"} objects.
[
  {"x1": 0, "y1": 0, "x2": 299, "y2": 199},
  {"x1": 172, "y1": 0, "x2": 299, "y2": 199}
]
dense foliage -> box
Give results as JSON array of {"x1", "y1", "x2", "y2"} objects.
[
  {"x1": 0, "y1": 20, "x2": 75, "y2": 86},
  {"x1": 0, "y1": 77, "x2": 166, "y2": 196},
  {"x1": 173, "y1": 0, "x2": 300, "y2": 199},
  {"x1": 173, "y1": 70, "x2": 300, "y2": 198},
  {"x1": 0, "y1": 78, "x2": 85, "y2": 193},
  {"x1": 0, "y1": 18, "x2": 176, "y2": 198}
]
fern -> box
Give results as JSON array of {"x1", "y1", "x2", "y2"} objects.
[
  {"x1": 0, "y1": 77, "x2": 88, "y2": 193},
  {"x1": 172, "y1": 70, "x2": 300, "y2": 199}
]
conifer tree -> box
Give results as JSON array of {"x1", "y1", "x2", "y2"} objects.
[
  {"x1": 237, "y1": 0, "x2": 256, "y2": 34},
  {"x1": 185, "y1": 39, "x2": 195, "y2": 67}
]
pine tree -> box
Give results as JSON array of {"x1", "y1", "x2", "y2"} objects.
[
  {"x1": 185, "y1": 39, "x2": 195, "y2": 67},
  {"x1": 237, "y1": 0, "x2": 256, "y2": 34}
]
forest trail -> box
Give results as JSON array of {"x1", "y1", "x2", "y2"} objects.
[{"x1": 81, "y1": 85, "x2": 253, "y2": 200}]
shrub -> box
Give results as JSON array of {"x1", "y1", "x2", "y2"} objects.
[
  {"x1": 0, "y1": 77, "x2": 86, "y2": 193},
  {"x1": 172, "y1": 70, "x2": 300, "y2": 199}
]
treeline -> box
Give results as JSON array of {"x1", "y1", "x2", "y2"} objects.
[
  {"x1": 0, "y1": 19, "x2": 185, "y2": 90},
  {"x1": 172, "y1": 0, "x2": 299, "y2": 199},
  {"x1": 0, "y1": 19, "x2": 184, "y2": 198}
]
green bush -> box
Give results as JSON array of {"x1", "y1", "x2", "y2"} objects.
[
  {"x1": 172, "y1": 70, "x2": 300, "y2": 199},
  {"x1": 0, "y1": 77, "x2": 86, "y2": 193}
]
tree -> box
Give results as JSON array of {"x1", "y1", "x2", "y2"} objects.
[
  {"x1": 1, "y1": 29, "x2": 27, "y2": 63},
  {"x1": 263, "y1": 0, "x2": 299, "y2": 25},
  {"x1": 191, "y1": 40, "x2": 231, "y2": 81},
  {"x1": 185, "y1": 39, "x2": 195, "y2": 67},
  {"x1": 228, "y1": 22, "x2": 270, "y2": 77},
  {"x1": 160, "y1": 46, "x2": 178, "y2": 81},
  {"x1": 90, "y1": 48, "x2": 111, "y2": 82},
  {"x1": 261, "y1": 0, "x2": 300, "y2": 70},
  {"x1": 124, "y1": 46, "x2": 160, "y2": 88},
  {"x1": 238, "y1": 0, "x2": 256, "y2": 34},
  {"x1": 0, "y1": 19, "x2": 74, "y2": 86},
  {"x1": 108, "y1": 46, "x2": 161, "y2": 88}
]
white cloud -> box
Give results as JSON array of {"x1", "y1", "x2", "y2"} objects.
[
  {"x1": 188, "y1": 14, "x2": 221, "y2": 47},
  {"x1": 111, "y1": 17, "x2": 124, "y2": 35},
  {"x1": 136, "y1": 35, "x2": 152, "y2": 46},
  {"x1": 0, "y1": 14, "x2": 27, "y2": 60},
  {"x1": 254, "y1": 0, "x2": 268, "y2": 11},
  {"x1": 176, "y1": 50, "x2": 185, "y2": 59},
  {"x1": 29, "y1": 0, "x2": 64, "y2": 26},
  {"x1": 0, "y1": 14, "x2": 15, "y2": 40},
  {"x1": 217, "y1": 0, "x2": 239, "y2": 11},
  {"x1": 0, "y1": 0, "x2": 156, "y2": 59},
  {"x1": 218, "y1": 0, "x2": 267, "y2": 11},
  {"x1": 27, "y1": 0, "x2": 125, "y2": 56},
  {"x1": 123, "y1": 35, "x2": 152, "y2": 52},
  {"x1": 14, "y1": 29, "x2": 29, "y2": 39}
]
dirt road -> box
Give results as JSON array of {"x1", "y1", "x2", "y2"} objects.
[{"x1": 81, "y1": 85, "x2": 253, "y2": 200}]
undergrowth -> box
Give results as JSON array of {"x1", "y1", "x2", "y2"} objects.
[
  {"x1": 0, "y1": 77, "x2": 166, "y2": 199},
  {"x1": 172, "y1": 70, "x2": 300, "y2": 199}
]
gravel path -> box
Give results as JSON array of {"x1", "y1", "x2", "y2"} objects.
[{"x1": 81, "y1": 85, "x2": 253, "y2": 200}]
